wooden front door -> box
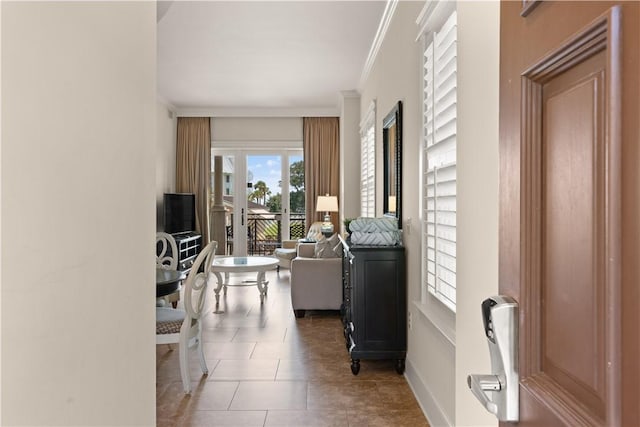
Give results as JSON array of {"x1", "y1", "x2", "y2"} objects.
[{"x1": 499, "y1": 2, "x2": 639, "y2": 425}]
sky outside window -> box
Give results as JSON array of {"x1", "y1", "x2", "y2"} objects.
[{"x1": 248, "y1": 155, "x2": 282, "y2": 201}]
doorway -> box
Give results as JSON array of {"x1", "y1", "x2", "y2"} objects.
[{"x1": 212, "y1": 150, "x2": 304, "y2": 256}]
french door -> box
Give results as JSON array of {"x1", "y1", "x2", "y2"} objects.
[{"x1": 211, "y1": 149, "x2": 304, "y2": 256}]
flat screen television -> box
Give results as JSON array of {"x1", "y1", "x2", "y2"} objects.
[{"x1": 164, "y1": 193, "x2": 196, "y2": 234}]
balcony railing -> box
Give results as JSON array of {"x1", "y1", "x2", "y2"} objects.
[{"x1": 227, "y1": 213, "x2": 306, "y2": 255}]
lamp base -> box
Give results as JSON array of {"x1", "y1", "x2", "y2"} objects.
[
  {"x1": 321, "y1": 221, "x2": 334, "y2": 237},
  {"x1": 320, "y1": 212, "x2": 334, "y2": 237}
]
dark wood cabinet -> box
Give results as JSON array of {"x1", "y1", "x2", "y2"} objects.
[
  {"x1": 339, "y1": 236, "x2": 406, "y2": 375},
  {"x1": 172, "y1": 233, "x2": 201, "y2": 272}
]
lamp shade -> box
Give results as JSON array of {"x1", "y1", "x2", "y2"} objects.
[
  {"x1": 316, "y1": 195, "x2": 338, "y2": 212},
  {"x1": 388, "y1": 196, "x2": 397, "y2": 213}
]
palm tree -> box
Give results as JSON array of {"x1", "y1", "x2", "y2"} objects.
[{"x1": 249, "y1": 180, "x2": 270, "y2": 205}]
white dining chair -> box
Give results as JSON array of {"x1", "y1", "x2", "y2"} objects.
[
  {"x1": 156, "y1": 232, "x2": 182, "y2": 308},
  {"x1": 156, "y1": 240, "x2": 217, "y2": 394},
  {"x1": 157, "y1": 232, "x2": 178, "y2": 270}
]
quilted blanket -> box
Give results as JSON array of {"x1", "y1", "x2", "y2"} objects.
[
  {"x1": 349, "y1": 217, "x2": 398, "y2": 233},
  {"x1": 350, "y1": 230, "x2": 401, "y2": 246}
]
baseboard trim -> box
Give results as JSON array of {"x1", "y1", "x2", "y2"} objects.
[{"x1": 405, "y1": 358, "x2": 453, "y2": 427}]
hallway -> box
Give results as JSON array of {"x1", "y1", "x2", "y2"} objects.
[{"x1": 156, "y1": 268, "x2": 428, "y2": 426}]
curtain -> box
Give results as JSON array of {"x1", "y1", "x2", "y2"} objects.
[
  {"x1": 176, "y1": 117, "x2": 211, "y2": 244},
  {"x1": 303, "y1": 117, "x2": 340, "y2": 232}
]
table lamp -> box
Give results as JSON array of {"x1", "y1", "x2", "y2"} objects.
[{"x1": 316, "y1": 194, "x2": 338, "y2": 236}]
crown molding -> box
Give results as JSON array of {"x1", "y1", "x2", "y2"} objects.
[
  {"x1": 340, "y1": 90, "x2": 361, "y2": 99},
  {"x1": 175, "y1": 106, "x2": 339, "y2": 118},
  {"x1": 358, "y1": 0, "x2": 400, "y2": 90},
  {"x1": 156, "y1": 95, "x2": 177, "y2": 113},
  {"x1": 339, "y1": 90, "x2": 361, "y2": 110}
]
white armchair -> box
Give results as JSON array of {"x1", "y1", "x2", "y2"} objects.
[{"x1": 274, "y1": 222, "x2": 324, "y2": 271}]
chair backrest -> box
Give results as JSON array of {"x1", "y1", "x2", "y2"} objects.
[
  {"x1": 307, "y1": 222, "x2": 324, "y2": 241},
  {"x1": 156, "y1": 232, "x2": 178, "y2": 270},
  {"x1": 183, "y1": 241, "x2": 218, "y2": 320}
]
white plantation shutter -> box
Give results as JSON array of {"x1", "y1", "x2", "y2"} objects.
[
  {"x1": 360, "y1": 101, "x2": 376, "y2": 218},
  {"x1": 423, "y1": 10, "x2": 457, "y2": 311}
]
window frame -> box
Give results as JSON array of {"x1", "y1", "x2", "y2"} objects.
[
  {"x1": 360, "y1": 100, "x2": 376, "y2": 218},
  {"x1": 420, "y1": 5, "x2": 458, "y2": 313}
]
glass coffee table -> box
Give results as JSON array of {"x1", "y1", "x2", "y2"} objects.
[{"x1": 211, "y1": 256, "x2": 279, "y2": 305}]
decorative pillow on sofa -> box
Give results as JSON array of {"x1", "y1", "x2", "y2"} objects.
[{"x1": 314, "y1": 233, "x2": 342, "y2": 258}]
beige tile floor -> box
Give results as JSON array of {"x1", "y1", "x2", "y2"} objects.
[{"x1": 157, "y1": 268, "x2": 429, "y2": 427}]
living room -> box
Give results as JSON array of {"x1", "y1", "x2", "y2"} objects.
[{"x1": 155, "y1": 2, "x2": 500, "y2": 424}]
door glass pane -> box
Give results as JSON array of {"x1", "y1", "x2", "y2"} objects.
[
  {"x1": 211, "y1": 155, "x2": 235, "y2": 254},
  {"x1": 247, "y1": 155, "x2": 282, "y2": 255},
  {"x1": 289, "y1": 154, "x2": 305, "y2": 239}
]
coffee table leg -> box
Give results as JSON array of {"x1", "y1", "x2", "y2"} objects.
[
  {"x1": 224, "y1": 272, "x2": 229, "y2": 295},
  {"x1": 213, "y1": 272, "x2": 224, "y2": 305},
  {"x1": 256, "y1": 271, "x2": 268, "y2": 304}
]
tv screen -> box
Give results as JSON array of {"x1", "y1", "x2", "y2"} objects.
[{"x1": 164, "y1": 193, "x2": 196, "y2": 234}]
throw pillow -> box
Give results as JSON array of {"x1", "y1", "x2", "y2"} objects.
[
  {"x1": 314, "y1": 233, "x2": 341, "y2": 258},
  {"x1": 330, "y1": 234, "x2": 343, "y2": 257}
]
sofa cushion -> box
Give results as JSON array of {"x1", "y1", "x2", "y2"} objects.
[{"x1": 314, "y1": 233, "x2": 342, "y2": 258}]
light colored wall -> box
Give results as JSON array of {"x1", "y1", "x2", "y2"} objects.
[
  {"x1": 455, "y1": 2, "x2": 500, "y2": 426},
  {"x1": 339, "y1": 92, "x2": 361, "y2": 230},
  {"x1": 1, "y1": 2, "x2": 156, "y2": 425},
  {"x1": 357, "y1": 1, "x2": 500, "y2": 426},
  {"x1": 359, "y1": 2, "x2": 457, "y2": 423},
  {"x1": 211, "y1": 117, "x2": 302, "y2": 143},
  {"x1": 157, "y1": 101, "x2": 177, "y2": 230}
]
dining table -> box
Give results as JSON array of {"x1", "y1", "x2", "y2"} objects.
[{"x1": 156, "y1": 268, "x2": 186, "y2": 298}]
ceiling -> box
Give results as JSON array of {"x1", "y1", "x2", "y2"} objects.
[{"x1": 157, "y1": 1, "x2": 387, "y2": 113}]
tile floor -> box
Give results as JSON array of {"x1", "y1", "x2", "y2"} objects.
[{"x1": 156, "y1": 268, "x2": 429, "y2": 427}]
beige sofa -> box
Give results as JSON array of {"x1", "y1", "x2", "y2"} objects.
[{"x1": 289, "y1": 242, "x2": 343, "y2": 318}]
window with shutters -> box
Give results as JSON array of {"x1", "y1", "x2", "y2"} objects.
[
  {"x1": 360, "y1": 101, "x2": 376, "y2": 218},
  {"x1": 422, "y1": 10, "x2": 457, "y2": 312}
]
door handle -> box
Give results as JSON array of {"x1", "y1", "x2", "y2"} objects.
[
  {"x1": 467, "y1": 374, "x2": 500, "y2": 415},
  {"x1": 467, "y1": 295, "x2": 519, "y2": 422},
  {"x1": 241, "y1": 208, "x2": 244, "y2": 226}
]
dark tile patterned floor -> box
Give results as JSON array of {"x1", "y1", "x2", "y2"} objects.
[{"x1": 157, "y1": 268, "x2": 429, "y2": 427}]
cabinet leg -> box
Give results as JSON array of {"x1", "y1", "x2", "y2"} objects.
[
  {"x1": 350, "y1": 359, "x2": 360, "y2": 375},
  {"x1": 395, "y1": 358, "x2": 405, "y2": 375}
]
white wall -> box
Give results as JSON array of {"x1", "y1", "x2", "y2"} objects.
[
  {"x1": 157, "y1": 101, "x2": 177, "y2": 230},
  {"x1": 339, "y1": 91, "x2": 361, "y2": 229},
  {"x1": 455, "y1": 2, "x2": 500, "y2": 426},
  {"x1": 211, "y1": 117, "x2": 302, "y2": 144},
  {"x1": 359, "y1": 2, "x2": 457, "y2": 423},
  {"x1": 1, "y1": 3, "x2": 156, "y2": 425},
  {"x1": 357, "y1": 1, "x2": 500, "y2": 426}
]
